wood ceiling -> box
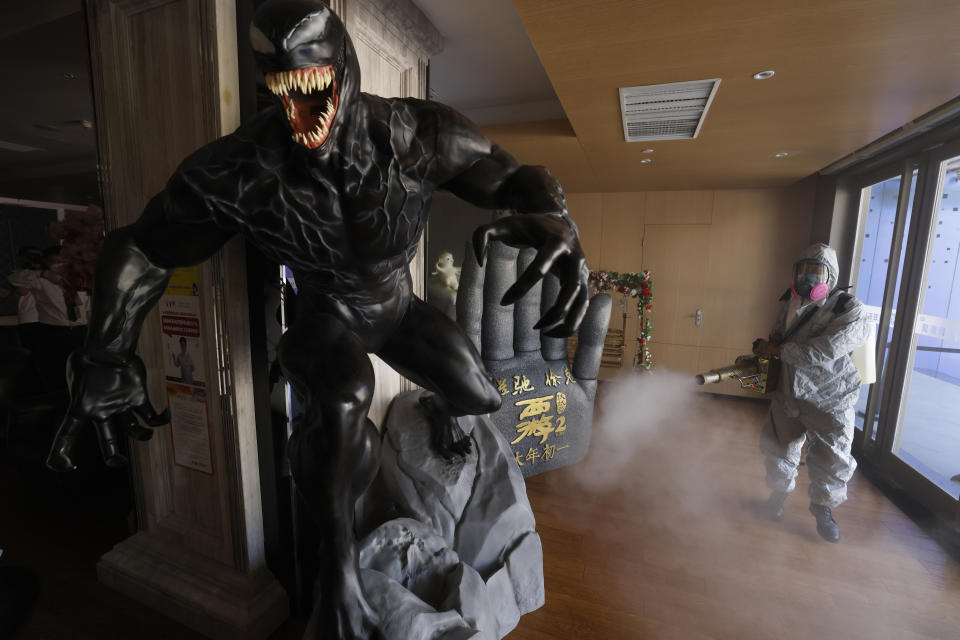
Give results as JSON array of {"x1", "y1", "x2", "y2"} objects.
[{"x1": 480, "y1": 0, "x2": 960, "y2": 193}]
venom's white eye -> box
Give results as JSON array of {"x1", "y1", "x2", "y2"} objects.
[{"x1": 250, "y1": 25, "x2": 275, "y2": 54}]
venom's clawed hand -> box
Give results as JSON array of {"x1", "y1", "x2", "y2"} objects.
[
  {"x1": 47, "y1": 350, "x2": 169, "y2": 471},
  {"x1": 473, "y1": 213, "x2": 590, "y2": 338}
]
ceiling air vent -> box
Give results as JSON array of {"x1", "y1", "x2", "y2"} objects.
[{"x1": 619, "y1": 78, "x2": 720, "y2": 142}]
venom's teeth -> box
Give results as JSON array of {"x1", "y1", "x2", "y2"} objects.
[{"x1": 270, "y1": 67, "x2": 335, "y2": 97}]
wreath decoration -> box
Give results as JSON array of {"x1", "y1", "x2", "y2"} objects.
[{"x1": 588, "y1": 269, "x2": 654, "y2": 370}]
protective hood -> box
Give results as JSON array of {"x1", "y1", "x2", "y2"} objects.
[
  {"x1": 250, "y1": 0, "x2": 361, "y2": 157},
  {"x1": 795, "y1": 243, "x2": 839, "y2": 290}
]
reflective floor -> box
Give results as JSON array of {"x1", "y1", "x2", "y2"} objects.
[
  {"x1": 3, "y1": 392, "x2": 958, "y2": 639},
  {"x1": 515, "y1": 391, "x2": 960, "y2": 640}
]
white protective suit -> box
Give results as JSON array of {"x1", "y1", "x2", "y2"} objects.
[{"x1": 759, "y1": 244, "x2": 871, "y2": 508}]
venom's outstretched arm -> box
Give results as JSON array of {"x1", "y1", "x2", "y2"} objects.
[
  {"x1": 47, "y1": 185, "x2": 236, "y2": 470},
  {"x1": 436, "y1": 107, "x2": 590, "y2": 336},
  {"x1": 436, "y1": 108, "x2": 566, "y2": 214}
]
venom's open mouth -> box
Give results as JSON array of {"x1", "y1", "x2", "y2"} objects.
[{"x1": 266, "y1": 65, "x2": 338, "y2": 149}]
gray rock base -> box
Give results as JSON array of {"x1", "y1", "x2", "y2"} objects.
[{"x1": 355, "y1": 391, "x2": 544, "y2": 640}]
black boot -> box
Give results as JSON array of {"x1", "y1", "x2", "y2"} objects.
[
  {"x1": 764, "y1": 490, "x2": 788, "y2": 522},
  {"x1": 809, "y1": 503, "x2": 840, "y2": 542}
]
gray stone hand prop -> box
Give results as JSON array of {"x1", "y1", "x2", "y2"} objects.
[
  {"x1": 457, "y1": 240, "x2": 611, "y2": 477},
  {"x1": 473, "y1": 213, "x2": 591, "y2": 337}
]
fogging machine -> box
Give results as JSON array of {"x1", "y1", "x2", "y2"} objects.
[{"x1": 695, "y1": 355, "x2": 781, "y2": 394}]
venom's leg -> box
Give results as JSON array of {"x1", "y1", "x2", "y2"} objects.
[
  {"x1": 378, "y1": 297, "x2": 502, "y2": 457},
  {"x1": 278, "y1": 313, "x2": 381, "y2": 640}
]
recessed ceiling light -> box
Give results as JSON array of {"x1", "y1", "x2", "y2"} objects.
[
  {"x1": 640, "y1": 158, "x2": 653, "y2": 164},
  {"x1": 641, "y1": 148, "x2": 654, "y2": 154},
  {"x1": 773, "y1": 151, "x2": 789, "y2": 158},
  {"x1": 753, "y1": 70, "x2": 775, "y2": 80}
]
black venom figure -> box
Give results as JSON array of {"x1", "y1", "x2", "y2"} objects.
[{"x1": 46, "y1": 1, "x2": 590, "y2": 637}]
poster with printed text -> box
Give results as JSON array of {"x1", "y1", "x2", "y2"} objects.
[
  {"x1": 167, "y1": 382, "x2": 214, "y2": 475},
  {"x1": 159, "y1": 266, "x2": 206, "y2": 387}
]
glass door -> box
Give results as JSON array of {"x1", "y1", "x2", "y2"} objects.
[
  {"x1": 852, "y1": 164, "x2": 917, "y2": 445},
  {"x1": 886, "y1": 152, "x2": 960, "y2": 503},
  {"x1": 850, "y1": 140, "x2": 960, "y2": 518}
]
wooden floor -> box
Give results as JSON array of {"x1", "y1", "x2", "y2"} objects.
[
  {"x1": 512, "y1": 393, "x2": 960, "y2": 640},
  {"x1": 4, "y1": 393, "x2": 958, "y2": 639}
]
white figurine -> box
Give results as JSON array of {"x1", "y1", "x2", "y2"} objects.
[
  {"x1": 427, "y1": 251, "x2": 461, "y2": 319},
  {"x1": 431, "y1": 251, "x2": 461, "y2": 292}
]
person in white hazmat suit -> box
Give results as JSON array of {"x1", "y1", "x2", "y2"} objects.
[{"x1": 753, "y1": 243, "x2": 870, "y2": 542}]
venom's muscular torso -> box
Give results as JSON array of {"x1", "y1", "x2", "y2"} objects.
[{"x1": 159, "y1": 93, "x2": 462, "y2": 301}]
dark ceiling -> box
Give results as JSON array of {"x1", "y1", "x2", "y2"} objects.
[{"x1": 0, "y1": 1, "x2": 99, "y2": 197}]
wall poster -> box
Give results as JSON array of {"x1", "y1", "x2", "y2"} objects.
[{"x1": 159, "y1": 266, "x2": 213, "y2": 474}]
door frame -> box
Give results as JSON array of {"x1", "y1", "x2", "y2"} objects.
[{"x1": 843, "y1": 138, "x2": 960, "y2": 520}]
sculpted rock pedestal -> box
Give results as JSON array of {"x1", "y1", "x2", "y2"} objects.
[{"x1": 353, "y1": 391, "x2": 545, "y2": 640}]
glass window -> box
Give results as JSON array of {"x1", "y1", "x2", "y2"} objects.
[
  {"x1": 893, "y1": 154, "x2": 960, "y2": 494},
  {"x1": 853, "y1": 171, "x2": 916, "y2": 435}
]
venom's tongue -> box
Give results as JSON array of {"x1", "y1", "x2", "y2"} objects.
[
  {"x1": 286, "y1": 94, "x2": 328, "y2": 134},
  {"x1": 283, "y1": 82, "x2": 338, "y2": 148},
  {"x1": 266, "y1": 65, "x2": 338, "y2": 148}
]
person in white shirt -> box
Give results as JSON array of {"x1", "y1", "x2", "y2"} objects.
[
  {"x1": 171, "y1": 336, "x2": 196, "y2": 385},
  {"x1": 10, "y1": 247, "x2": 87, "y2": 390},
  {"x1": 6, "y1": 246, "x2": 43, "y2": 354}
]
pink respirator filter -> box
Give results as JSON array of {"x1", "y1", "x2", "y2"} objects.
[
  {"x1": 809, "y1": 283, "x2": 830, "y2": 301},
  {"x1": 791, "y1": 283, "x2": 830, "y2": 301}
]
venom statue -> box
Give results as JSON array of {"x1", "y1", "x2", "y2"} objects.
[{"x1": 46, "y1": 0, "x2": 590, "y2": 637}]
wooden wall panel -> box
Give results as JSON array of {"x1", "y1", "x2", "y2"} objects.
[
  {"x1": 566, "y1": 183, "x2": 815, "y2": 388},
  {"x1": 645, "y1": 191, "x2": 714, "y2": 225},
  {"x1": 651, "y1": 343, "x2": 701, "y2": 375},
  {"x1": 703, "y1": 189, "x2": 782, "y2": 351},
  {"x1": 566, "y1": 192, "x2": 603, "y2": 269},
  {"x1": 599, "y1": 192, "x2": 645, "y2": 272},
  {"x1": 702, "y1": 184, "x2": 815, "y2": 352},
  {"x1": 642, "y1": 224, "x2": 709, "y2": 348},
  {"x1": 598, "y1": 193, "x2": 645, "y2": 371}
]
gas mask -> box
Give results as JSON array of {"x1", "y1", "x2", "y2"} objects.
[{"x1": 792, "y1": 259, "x2": 830, "y2": 301}]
